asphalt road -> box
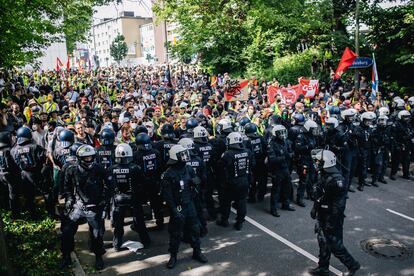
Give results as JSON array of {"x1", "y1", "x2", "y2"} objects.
[{"x1": 74, "y1": 173, "x2": 414, "y2": 276}]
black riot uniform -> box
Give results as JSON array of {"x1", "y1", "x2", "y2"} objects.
[
  {"x1": 336, "y1": 116, "x2": 359, "y2": 193},
  {"x1": 193, "y1": 136, "x2": 216, "y2": 219},
  {"x1": 134, "y1": 133, "x2": 164, "y2": 228},
  {"x1": 154, "y1": 124, "x2": 177, "y2": 170},
  {"x1": 11, "y1": 127, "x2": 47, "y2": 216},
  {"x1": 310, "y1": 159, "x2": 360, "y2": 276},
  {"x1": 244, "y1": 123, "x2": 267, "y2": 202},
  {"x1": 0, "y1": 132, "x2": 21, "y2": 215},
  {"x1": 161, "y1": 146, "x2": 207, "y2": 269},
  {"x1": 371, "y1": 118, "x2": 392, "y2": 185},
  {"x1": 217, "y1": 133, "x2": 254, "y2": 230},
  {"x1": 390, "y1": 113, "x2": 413, "y2": 180},
  {"x1": 61, "y1": 145, "x2": 111, "y2": 270},
  {"x1": 267, "y1": 127, "x2": 295, "y2": 216},
  {"x1": 295, "y1": 125, "x2": 318, "y2": 206},
  {"x1": 108, "y1": 161, "x2": 151, "y2": 250},
  {"x1": 354, "y1": 116, "x2": 374, "y2": 191},
  {"x1": 96, "y1": 145, "x2": 116, "y2": 170}
]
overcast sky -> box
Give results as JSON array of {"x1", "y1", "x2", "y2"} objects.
[{"x1": 93, "y1": 0, "x2": 152, "y2": 23}]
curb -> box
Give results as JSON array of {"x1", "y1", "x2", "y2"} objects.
[{"x1": 71, "y1": 252, "x2": 86, "y2": 276}]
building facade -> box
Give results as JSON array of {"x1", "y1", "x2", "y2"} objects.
[{"x1": 88, "y1": 12, "x2": 151, "y2": 67}]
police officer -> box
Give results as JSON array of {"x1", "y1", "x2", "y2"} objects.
[
  {"x1": 61, "y1": 144, "x2": 111, "y2": 270},
  {"x1": 11, "y1": 126, "x2": 47, "y2": 216},
  {"x1": 109, "y1": 143, "x2": 151, "y2": 250},
  {"x1": 178, "y1": 137, "x2": 208, "y2": 236},
  {"x1": 295, "y1": 120, "x2": 319, "y2": 207},
  {"x1": 216, "y1": 132, "x2": 254, "y2": 230},
  {"x1": 210, "y1": 119, "x2": 234, "y2": 213},
  {"x1": 337, "y1": 109, "x2": 358, "y2": 193},
  {"x1": 96, "y1": 128, "x2": 116, "y2": 170},
  {"x1": 161, "y1": 145, "x2": 208, "y2": 269},
  {"x1": 154, "y1": 123, "x2": 177, "y2": 170},
  {"x1": 355, "y1": 111, "x2": 376, "y2": 191},
  {"x1": 244, "y1": 123, "x2": 267, "y2": 202},
  {"x1": 309, "y1": 149, "x2": 360, "y2": 276},
  {"x1": 323, "y1": 117, "x2": 341, "y2": 157},
  {"x1": 390, "y1": 110, "x2": 413, "y2": 180},
  {"x1": 134, "y1": 133, "x2": 164, "y2": 229},
  {"x1": 267, "y1": 125, "x2": 295, "y2": 217},
  {"x1": 288, "y1": 113, "x2": 305, "y2": 142},
  {"x1": 52, "y1": 129, "x2": 75, "y2": 210},
  {"x1": 371, "y1": 115, "x2": 391, "y2": 185},
  {"x1": 180, "y1": 117, "x2": 199, "y2": 138},
  {"x1": 193, "y1": 125, "x2": 216, "y2": 219},
  {"x1": 0, "y1": 131, "x2": 21, "y2": 216}
]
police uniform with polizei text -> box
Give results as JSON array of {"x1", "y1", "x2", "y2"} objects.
[
  {"x1": 108, "y1": 145, "x2": 151, "y2": 250},
  {"x1": 310, "y1": 150, "x2": 360, "y2": 276},
  {"x1": 11, "y1": 127, "x2": 47, "y2": 216},
  {"x1": 160, "y1": 144, "x2": 207, "y2": 269},
  {"x1": 61, "y1": 145, "x2": 112, "y2": 269},
  {"x1": 133, "y1": 133, "x2": 164, "y2": 228},
  {"x1": 96, "y1": 144, "x2": 116, "y2": 170},
  {"x1": 218, "y1": 132, "x2": 255, "y2": 230}
]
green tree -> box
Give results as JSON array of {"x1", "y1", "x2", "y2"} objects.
[
  {"x1": 0, "y1": 0, "x2": 113, "y2": 68},
  {"x1": 110, "y1": 34, "x2": 128, "y2": 65}
]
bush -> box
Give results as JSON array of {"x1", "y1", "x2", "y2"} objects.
[
  {"x1": 1, "y1": 211, "x2": 69, "y2": 276},
  {"x1": 271, "y1": 48, "x2": 320, "y2": 85}
]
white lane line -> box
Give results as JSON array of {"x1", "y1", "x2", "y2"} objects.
[
  {"x1": 386, "y1": 209, "x2": 414, "y2": 222},
  {"x1": 231, "y1": 208, "x2": 342, "y2": 276}
]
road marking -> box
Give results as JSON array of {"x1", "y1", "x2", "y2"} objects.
[
  {"x1": 386, "y1": 209, "x2": 414, "y2": 222},
  {"x1": 231, "y1": 208, "x2": 342, "y2": 276}
]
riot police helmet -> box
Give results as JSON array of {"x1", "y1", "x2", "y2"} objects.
[
  {"x1": 160, "y1": 123, "x2": 175, "y2": 140},
  {"x1": 76, "y1": 144, "x2": 96, "y2": 170},
  {"x1": 325, "y1": 117, "x2": 339, "y2": 130},
  {"x1": 311, "y1": 149, "x2": 337, "y2": 170},
  {"x1": 193, "y1": 126, "x2": 209, "y2": 143},
  {"x1": 134, "y1": 125, "x2": 148, "y2": 137},
  {"x1": 115, "y1": 143, "x2": 133, "y2": 164},
  {"x1": 16, "y1": 126, "x2": 32, "y2": 145},
  {"x1": 0, "y1": 131, "x2": 11, "y2": 148},
  {"x1": 398, "y1": 110, "x2": 411, "y2": 122},
  {"x1": 360, "y1": 111, "x2": 377, "y2": 127},
  {"x1": 135, "y1": 133, "x2": 152, "y2": 150},
  {"x1": 244, "y1": 123, "x2": 257, "y2": 138},
  {"x1": 408, "y1": 96, "x2": 414, "y2": 107},
  {"x1": 59, "y1": 129, "x2": 75, "y2": 149},
  {"x1": 186, "y1": 118, "x2": 199, "y2": 132},
  {"x1": 292, "y1": 113, "x2": 305, "y2": 126},
  {"x1": 226, "y1": 132, "x2": 244, "y2": 149},
  {"x1": 377, "y1": 115, "x2": 388, "y2": 127},
  {"x1": 216, "y1": 119, "x2": 233, "y2": 135},
  {"x1": 303, "y1": 120, "x2": 320, "y2": 136},
  {"x1": 178, "y1": 138, "x2": 197, "y2": 156},
  {"x1": 100, "y1": 128, "x2": 115, "y2": 146},
  {"x1": 168, "y1": 144, "x2": 191, "y2": 164},
  {"x1": 70, "y1": 142, "x2": 83, "y2": 156},
  {"x1": 271, "y1": 125, "x2": 287, "y2": 140},
  {"x1": 341, "y1": 108, "x2": 357, "y2": 122},
  {"x1": 378, "y1": 107, "x2": 390, "y2": 117}
]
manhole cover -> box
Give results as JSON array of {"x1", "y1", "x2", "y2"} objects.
[{"x1": 361, "y1": 238, "x2": 411, "y2": 260}]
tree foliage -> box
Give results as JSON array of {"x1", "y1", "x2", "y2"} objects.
[
  {"x1": 110, "y1": 34, "x2": 128, "y2": 65},
  {"x1": 0, "y1": 0, "x2": 113, "y2": 68},
  {"x1": 154, "y1": 0, "x2": 414, "y2": 90}
]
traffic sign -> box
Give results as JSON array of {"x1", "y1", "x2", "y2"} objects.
[{"x1": 349, "y1": 57, "x2": 373, "y2": 69}]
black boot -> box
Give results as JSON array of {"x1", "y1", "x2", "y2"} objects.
[
  {"x1": 296, "y1": 199, "x2": 306, "y2": 207},
  {"x1": 59, "y1": 254, "x2": 72, "y2": 269},
  {"x1": 379, "y1": 178, "x2": 387, "y2": 184},
  {"x1": 167, "y1": 253, "x2": 177, "y2": 269},
  {"x1": 95, "y1": 255, "x2": 104, "y2": 270},
  {"x1": 192, "y1": 249, "x2": 208, "y2": 263},
  {"x1": 216, "y1": 219, "x2": 229, "y2": 227},
  {"x1": 234, "y1": 221, "x2": 243, "y2": 231},
  {"x1": 348, "y1": 185, "x2": 356, "y2": 192},
  {"x1": 357, "y1": 184, "x2": 364, "y2": 191},
  {"x1": 281, "y1": 205, "x2": 296, "y2": 211},
  {"x1": 371, "y1": 181, "x2": 379, "y2": 187},
  {"x1": 390, "y1": 174, "x2": 397, "y2": 180},
  {"x1": 309, "y1": 266, "x2": 329, "y2": 275},
  {"x1": 271, "y1": 209, "x2": 280, "y2": 217},
  {"x1": 343, "y1": 262, "x2": 361, "y2": 276}
]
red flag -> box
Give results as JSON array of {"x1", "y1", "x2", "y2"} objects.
[
  {"x1": 66, "y1": 56, "x2": 71, "y2": 70},
  {"x1": 224, "y1": 80, "x2": 249, "y2": 102},
  {"x1": 334, "y1": 47, "x2": 357, "y2": 79},
  {"x1": 56, "y1": 57, "x2": 63, "y2": 71}
]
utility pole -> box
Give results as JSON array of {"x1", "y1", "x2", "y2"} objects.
[
  {"x1": 354, "y1": 0, "x2": 360, "y2": 90},
  {"x1": 164, "y1": 20, "x2": 169, "y2": 64}
]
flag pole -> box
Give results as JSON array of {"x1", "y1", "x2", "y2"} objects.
[{"x1": 354, "y1": 0, "x2": 360, "y2": 90}]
